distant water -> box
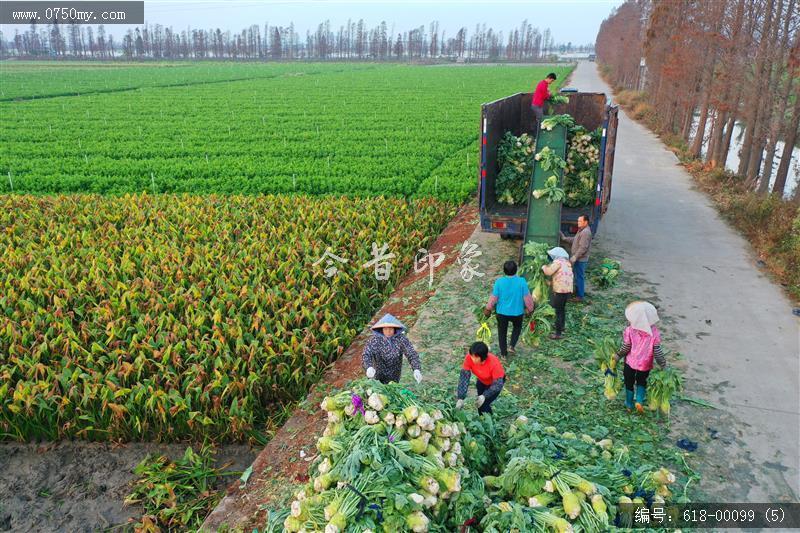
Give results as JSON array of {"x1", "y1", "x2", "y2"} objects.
[{"x1": 690, "y1": 117, "x2": 799, "y2": 199}]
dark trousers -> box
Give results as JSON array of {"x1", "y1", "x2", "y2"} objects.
[
  {"x1": 550, "y1": 292, "x2": 569, "y2": 334},
  {"x1": 531, "y1": 104, "x2": 544, "y2": 126},
  {"x1": 476, "y1": 380, "x2": 502, "y2": 415},
  {"x1": 623, "y1": 363, "x2": 650, "y2": 391},
  {"x1": 496, "y1": 313, "x2": 523, "y2": 356}
]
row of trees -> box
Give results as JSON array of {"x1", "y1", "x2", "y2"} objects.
[
  {"x1": 0, "y1": 20, "x2": 593, "y2": 61},
  {"x1": 596, "y1": 0, "x2": 799, "y2": 199}
]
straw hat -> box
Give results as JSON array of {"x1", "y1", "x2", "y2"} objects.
[{"x1": 371, "y1": 313, "x2": 406, "y2": 333}]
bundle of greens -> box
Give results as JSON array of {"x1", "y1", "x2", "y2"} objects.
[
  {"x1": 563, "y1": 126, "x2": 603, "y2": 208},
  {"x1": 540, "y1": 114, "x2": 576, "y2": 131},
  {"x1": 532, "y1": 175, "x2": 566, "y2": 205},
  {"x1": 125, "y1": 445, "x2": 229, "y2": 531},
  {"x1": 534, "y1": 146, "x2": 567, "y2": 173},
  {"x1": 281, "y1": 380, "x2": 469, "y2": 532},
  {"x1": 591, "y1": 258, "x2": 621, "y2": 289},
  {"x1": 525, "y1": 304, "x2": 556, "y2": 348},
  {"x1": 647, "y1": 368, "x2": 684, "y2": 416},
  {"x1": 496, "y1": 132, "x2": 536, "y2": 205},
  {"x1": 480, "y1": 501, "x2": 534, "y2": 532},
  {"x1": 547, "y1": 94, "x2": 570, "y2": 107},
  {"x1": 454, "y1": 409, "x2": 500, "y2": 475},
  {"x1": 482, "y1": 416, "x2": 679, "y2": 532},
  {"x1": 592, "y1": 337, "x2": 622, "y2": 400},
  {"x1": 518, "y1": 241, "x2": 552, "y2": 304}
]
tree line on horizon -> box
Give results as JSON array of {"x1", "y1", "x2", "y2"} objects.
[
  {"x1": 0, "y1": 19, "x2": 594, "y2": 62},
  {"x1": 596, "y1": 0, "x2": 800, "y2": 200}
]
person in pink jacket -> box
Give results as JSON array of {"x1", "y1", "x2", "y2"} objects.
[{"x1": 613, "y1": 301, "x2": 668, "y2": 412}]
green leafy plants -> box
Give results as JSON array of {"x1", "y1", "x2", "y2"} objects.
[
  {"x1": 535, "y1": 146, "x2": 568, "y2": 173},
  {"x1": 277, "y1": 380, "x2": 470, "y2": 532},
  {"x1": 541, "y1": 114, "x2": 576, "y2": 131},
  {"x1": 1, "y1": 63, "x2": 574, "y2": 202},
  {"x1": 564, "y1": 126, "x2": 603, "y2": 208},
  {"x1": 592, "y1": 336, "x2": 622, "y2": 400},
  {"x1": 125, "y1": 445, "x2": 232, "y2": 531},
  {"x1": 495, "y1": 132, "x2": 536, "y2": 205},
  {"x1": 647, "y1": 367, "x2": 684, "y2": 416},
  {"x1": 532, "y1": 175, "x2": 566, "y2": 204},
  {"x1": 591, "y1": 258, "x2": 621, "y2": 288}
]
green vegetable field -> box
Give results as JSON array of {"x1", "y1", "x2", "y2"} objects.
[{"x1": 1, "y1": 63, "x2": 572, "y2": 201}]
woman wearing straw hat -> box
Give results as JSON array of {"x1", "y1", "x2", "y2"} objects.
[
  {"x1": 362, "y1": 313, "x2": 422, "y2": 385},
  {"x1": 541, "y1": 247, "x2": 573, "y2": 340},
  {"x1": 612, "y1": 301, "x2": 668, "y2": 412}
]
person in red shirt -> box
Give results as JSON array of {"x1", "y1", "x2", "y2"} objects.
[
  {"x1": 531, "y1": 72, "x2": 557, "y2": 125},
  {"x1": 455, "y1": 341, "x2": 505, "y2": 415}
]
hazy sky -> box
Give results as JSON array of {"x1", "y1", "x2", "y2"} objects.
[{"x1": 3, "y1": 0, "x2": 623, "y2": 45}]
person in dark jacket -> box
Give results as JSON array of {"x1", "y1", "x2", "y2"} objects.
[
  {"x1": 455, "y1": 341, "x2": 505, "y2": 415},
  {"x1": 362, "y1": 313, "x2": 422, "y2": 384},
  {"x1": 560, "y1": 214, "x2": 593, "y2": 302}
]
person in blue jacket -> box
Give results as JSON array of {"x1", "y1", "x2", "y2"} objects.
[{"x1": 483, "y1": 260, "x2": 535, "y2": 356}]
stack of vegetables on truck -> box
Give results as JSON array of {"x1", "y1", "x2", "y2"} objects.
[{"x1": 495, "y1": 107, "x2": 604, "y2": 210}]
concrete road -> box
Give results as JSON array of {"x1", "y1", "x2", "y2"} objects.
[{"x1": 569, "y1": 61, "x2": 800, "y2": 501}]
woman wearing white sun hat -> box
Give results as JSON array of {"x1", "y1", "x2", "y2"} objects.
[
  {"x1": 612, "y1": 301, "x2": 668, "y2": 412},
  {"x1": 362, "y1": 313, "x2": 422, "y2": 384}
]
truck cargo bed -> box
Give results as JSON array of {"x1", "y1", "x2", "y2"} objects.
[{"x1": 478, "y1": 91, "x2": 618, "y2": 238}]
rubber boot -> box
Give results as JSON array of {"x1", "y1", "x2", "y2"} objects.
[
  {"x1": 634, "y1": 385, "x2": 646, "y2": 413},
  {"x1": 624, "y1": 388, "x2": 634, "y2": 410}
]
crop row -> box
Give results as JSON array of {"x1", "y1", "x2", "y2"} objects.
[
  {"x1": 0, "y1": 61, "x2": 361, "y2": 101},
  {"x1": 0, "y1": 193, "x2": 453, "y2": 442}
]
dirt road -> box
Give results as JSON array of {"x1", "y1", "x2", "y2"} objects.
[{"x1": 570, "y1": 61, "x2": 799, "y2": 502}]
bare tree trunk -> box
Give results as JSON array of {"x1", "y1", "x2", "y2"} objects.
[
  {"x1": 738, "y1": 0, "x2": 775, "y2": 177},
  {"x1": 749, "y1": 0, "x2": 790, "y2": 189},
  {"x1": 691, "y1": 94, "x2": 711, "y2": 158},
  {"x1": 772, "y1": 94, "x2": 800, "y2": 195},
  {"x1": 759, "y1": 76, "x2": 793, "y2": 192},
  {"x1": 758, "y1": 134, "x2": 778, "y2": 193},
  {"x1": 719, "y1": 115, "x2": 738, "y2": 167},
  {"x1": 707, "y1": 0, "x2": 745, "y2": 167},
  {"x1": 682, "y1": 104, "x2": 695, "y2": 142},
  {"x1": 707, "y1": 109, "x2": 721, "y2": 163}
]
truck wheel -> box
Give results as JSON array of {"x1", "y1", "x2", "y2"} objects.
[{"x1": 500, "y1": 233, "x2": 512, "y2": 240}]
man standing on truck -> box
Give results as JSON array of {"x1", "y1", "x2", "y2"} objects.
[
  {"x1": 531, "y1": 72, "x2": 557, "y2": 126},
  {"x1": 560, "y1": 214, "x2": 592, "y2": 302}
]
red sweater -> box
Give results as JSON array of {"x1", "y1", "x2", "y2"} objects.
[{"x1": 532, "y1": 80, "x2": 550, "y2": 107}]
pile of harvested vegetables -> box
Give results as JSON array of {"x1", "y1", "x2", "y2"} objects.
[
  {"x1": 267, "y1": 378, "x2": 684, "y2": 532},
  {"x1": 563, "y1": 126, "x2": 603, "y2": 208},
  {"x1": 495, "y1": 132, "x2": 536, "y2": 205},
  {"x1": 272, "y1": 381, "x2": 476, "y2": 532}
]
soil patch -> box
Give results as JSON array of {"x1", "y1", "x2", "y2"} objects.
[{"x1": 0, "y1": 442, "x2": 254, "y2": 533}]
